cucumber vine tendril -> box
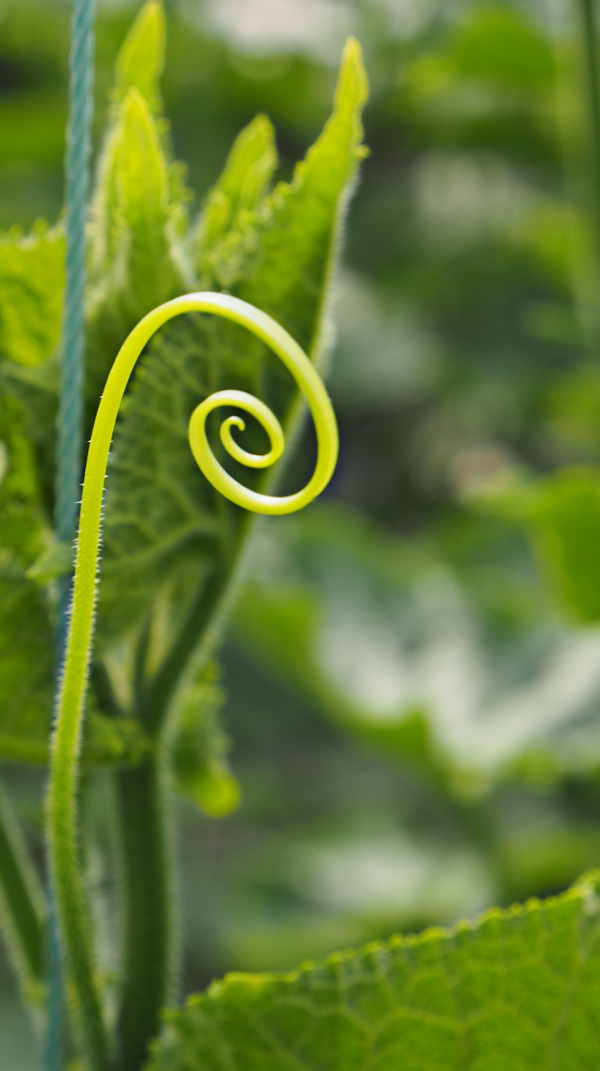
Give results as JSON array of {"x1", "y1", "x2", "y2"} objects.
[{"x1": 46, "y1": 292, "x2": 338, "y2": 1071}]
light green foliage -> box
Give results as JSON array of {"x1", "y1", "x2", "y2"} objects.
[
  {"x1": 148, "y1": 870, "x2": 600, "y2": 1070},
  {"x1": 235, "y1": 504, "x2": 600, "y2": 787},
  {"x1": 87, "y1": 93, "x2": 188, "y2": 397},
  {"x1": 113, "y1": 0, "x2": 166, "y2": 115},
  {"x1": 0, "y1": 224, "x2": 64, "y2": 507},
  {"x1": 0, "y1": 222, "x2": 64, "y2": 369},
  {"x1": 0, "y1": 2, "x2": 368, "y2": 779},
  {"x1": 192, "y1": 115, "x2": 278, "y2": 279},
  {"x1": 0, "y1": 354, "x2": 54, "y2": 761},
  {"x1": 97, "y1": 37, "x2": 367, "y2": 649}
]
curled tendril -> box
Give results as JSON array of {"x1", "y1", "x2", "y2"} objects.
[
  {"x1": 185, "y1": 298, "x2": 338, "y2": 512},
  {"x1": 47, "y1": 293, "x2": 338, "y2": 1060}
]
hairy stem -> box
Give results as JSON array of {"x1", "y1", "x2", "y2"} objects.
[
  {"x1": 116, "y1": 753, "x2": 173, "y2": 1071},
  {"x1": 113, "y1": 544, "x2": 246, "y2": 1060},
  {"x1": 0, "y1": 781, "x2": 46, "y2": 1000}
]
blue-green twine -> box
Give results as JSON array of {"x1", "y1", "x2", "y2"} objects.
[
  {"x1": 55, "y1": 0, "x2": 95, "y2": 548},
  {"x1": 47, "y1": 0, "x2": 96, "y2": 1069}
]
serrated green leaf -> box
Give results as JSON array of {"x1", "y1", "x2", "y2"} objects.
[
  {"x1": 89, "y1": 88, "x2": 186, "y2": 330},
  {"x1": 0, "y1": 548, "x2": 153, "y2": 766},
  {"x1": 0, "y1": 272, "x2": 60, "y2": 763},
  {"x1": 0, "y1": 394, "x2": 154, "y2": 766},
  {"x1": 192, "y1": 114, "x2": 278, "y2": 279},
  {"x1": 236, "y1": 37, "x2": 368, "y2": 360},
  {"x1": 0, "y1": 554, "x2": 54, "y2": 763},
  {"x1": 0, "y1": 224, "x2": 63, "y2": 511},
  {"x1": 87, "y1": 28, "x2": 189, "y2": 403},
  {"x1": 0, "y1": 223, "x2": 64, "y2": 369},
  {"x1": 114, "y1": 0, "x2": 166, "y2": 115},
  {"x1": 147, "y1": 870, "x2": 600, "y2": 1071},
  {"x1": 0, "y1": 387, "x2": 48, "y2": 564}
]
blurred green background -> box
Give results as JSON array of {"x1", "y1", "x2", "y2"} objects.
[{"x1": 6, "y1": 0, "x2": 600, "y2": 1064}]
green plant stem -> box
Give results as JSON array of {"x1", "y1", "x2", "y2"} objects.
[
  {"x1": 579, "y1": 0, "x2": 600, "y2": 254},
  {"x1": 0, "y1": 781, "x2": 46, "y2": 1002},
  {"x1": 115, "y1": 543, "x2": 247, "y2": 1064},
  {"x1": 116, "y1": 753, "x2": 172, "y2": 1071}
]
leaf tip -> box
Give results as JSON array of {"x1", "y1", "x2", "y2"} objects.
[
  {"x1": 337, "y1": 36, "x2": 369, "y2": 113},
  {"x1": 115, "y1": 0, "x2": 167, "y2": 112}
]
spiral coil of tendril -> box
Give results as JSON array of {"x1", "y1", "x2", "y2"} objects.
[
  {"x1": 184, "y1": 296, "x2": 338, "y2": 513},
  {"x1": 89, "y1": 292, "x2": 338, "y2": 517}
]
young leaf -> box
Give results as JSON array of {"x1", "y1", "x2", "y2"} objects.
[
  {"x1": 87, "y1": 2, "x2": 189, "y2": 401},
  {"x1": 114, "y1": 0, "x2": 166, "y2": 115},
  {"x1": 88, "y1": 86, "x2": 188, "y2": 388},
  {"x1": 0, "y1": 223, "x2": 64, "y2": 369},
  {"x1": 237, "y1": 38, "x2": 369, "y2": 360},
  {"x1": 97, "y1": 40, "x2": 368, "y2": 655},
  {"x1": 147, "y1": 870, "x2": 600, "y2": 1070},
  {"x1": 192, "y1": 114, "x2": 278, "y2": 279}
]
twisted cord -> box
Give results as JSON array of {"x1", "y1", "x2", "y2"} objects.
[
  {"x1": 48, "y1": 1, "x2": 96, "y2": 1069},
  {"x1": 55, "y1": 0, "x2": 95, "y2": 546}
]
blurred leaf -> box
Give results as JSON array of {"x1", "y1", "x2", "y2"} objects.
[
  {"x1": 0, "y1": 549, "x2": 153, "y2": 766},
  {"x1": 0, "y1": 372, "x2": 55, "y2": 761},
  {"x1": 114, "y1": 0, "x2": 166, "y2": 115},
  {"x1": 403, "y1": 3, "x2": 557, "y2": 163},
  {"x1": 518, "y1": 201, "x2": 594, "y2": 293},
  {"x1": 87, "y1": 3, "x2": 190, "y2": 403},
  {"x1": 0, "y1": 555, "x2": 54, "y2": 764},
  {"x1": 0, "y1": 390, "x2": 47, "y2": 564},
  {"x1": 443, "y1": 5, "x2": 554, "y2": 90},
  {"x1": 236, "y1": 37, "x2": 368, "y2": 356},
  {"x1": 192, "y1": 114, "x2": 278, "y2": 279},
  {"x1": 0, "y1": 223, "x2": 64, "y2": 369},
  {"x1": 545, "y1": 368, "x2": 600, "y2": 450},
  {"x1": 88, "y1": 85, "x2": 188, "y2": 380},
  {"x1": 235, "y1": 504, "x2": 600, "y2": 788},
  {"x1": 170, "y1": 663, "x2": 240, "y2": 817},
  {"x1": 409, "y1": 4, "x2": 554, "y2": 99},
  {"x1": 147, "y1": 870, "x2": 600, "y2": 1071},
  {"x1": 482, "y1": 467, "x2": 600, "y2": 626}
]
